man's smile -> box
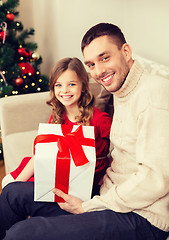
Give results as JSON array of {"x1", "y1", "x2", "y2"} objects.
[{"x1": 100, "y1": 73, "x2": 115, "y2": 86}]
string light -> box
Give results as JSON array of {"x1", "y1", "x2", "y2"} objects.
[
  {"x1": 31, "y1": 83, "x2": 35, "y2": 86},
  {"x1": 37, "y1": 87, "x2": 41, "y2": 91},
  {"x1": 36, "y1": 71, "x2": 40, "y2": 75},
  {"x1": 25, "y1": 85, "x2": 28, "y2": 88},
  {"x1": 39, "y1": 79, "x2": 42, "y2": 82},
  {"x1": 28, "y1": 72, "x2": 32, "y2": 76},
  {"x1": 12, "y1": 91, "x2": 18, "y2": 95}
]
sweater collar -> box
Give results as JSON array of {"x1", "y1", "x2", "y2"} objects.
[{"x1": 114, "y1": 60, "x2": 144, "y2": 98}]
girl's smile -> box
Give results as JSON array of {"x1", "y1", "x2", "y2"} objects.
[{"x1": 60, "y1": 95, "x2": 73, "y2": 99}]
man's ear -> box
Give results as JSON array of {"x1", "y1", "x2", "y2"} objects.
[{"x1": 122, "y1": 43, "x2": 132, "y2": 62}]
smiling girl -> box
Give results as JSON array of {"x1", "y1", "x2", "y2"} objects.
[{"x1": 2, "y1": 57, "x2": 112, "y2": 196}]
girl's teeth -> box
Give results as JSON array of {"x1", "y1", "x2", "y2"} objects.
[{"x1": 62, "y1": 95, "x2": 72, "y2": 99}]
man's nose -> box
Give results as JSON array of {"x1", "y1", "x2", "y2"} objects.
[{"x1": 95, "y1": 63, "x2": 106, "y2": 79}]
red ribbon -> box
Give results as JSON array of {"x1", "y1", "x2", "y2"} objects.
[{"x1": 34, "y1": 125, "x2": 95, "y2": 202}]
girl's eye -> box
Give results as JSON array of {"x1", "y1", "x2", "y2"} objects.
[
  {"x1": 70, "y1": 83, "x2": 76, "y2": 86},
  {"x1": 55, "y1": 84, "x2": 61, "y2": 87}
]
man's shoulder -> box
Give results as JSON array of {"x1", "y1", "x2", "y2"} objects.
[{"x1": 142, "y1": 72, "x2": 169, "y2": 110}]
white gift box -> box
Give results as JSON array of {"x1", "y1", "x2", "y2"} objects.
[{"x1": 34, "y1": 123, "x2": 96, "y2": 202}]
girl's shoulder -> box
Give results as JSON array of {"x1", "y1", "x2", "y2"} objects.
[
  {"x1": 91, "y1": 107, "x2": 112, "y2": 125},
  {"x1": 91, "y1": 107, "x2": 112, "y2": 137}
]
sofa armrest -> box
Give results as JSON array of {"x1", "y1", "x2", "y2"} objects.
[
  {"x1": 0, "y1": 91, "x2": 51, "y2": 174},
  {"x1": 0, "y1": 91, "x2": 51, "y2": 136}
]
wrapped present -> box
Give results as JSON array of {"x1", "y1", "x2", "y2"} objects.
[{"x1": 34, "y1": 123, "x2": 96, "y2": 202}]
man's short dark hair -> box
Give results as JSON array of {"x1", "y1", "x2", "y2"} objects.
[{"x1": 81, "y1": 23, "x2": 126, "y2": 52}]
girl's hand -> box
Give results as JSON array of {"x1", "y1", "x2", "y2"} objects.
[{"x1": 53, "y1": 188, "x2": 84, "y2": 214}]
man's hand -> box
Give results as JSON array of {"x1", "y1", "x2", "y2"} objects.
[{"x1": 53, "y1": 188, "x2": 85, "y2": 214}]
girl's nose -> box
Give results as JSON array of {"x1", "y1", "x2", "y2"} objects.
[{"x1": 62, "y1": 85, "x2": 69, "y2": 93}]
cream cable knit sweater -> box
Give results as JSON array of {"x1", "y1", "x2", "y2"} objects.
[{"x1": 82, "y1": 60, "x2": 169, "y2": 232}]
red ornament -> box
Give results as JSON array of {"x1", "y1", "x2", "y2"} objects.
[
  {"x1": 6, "y1": 13, "x2": 15, "y2": 21},
  {"x1": 18, "y1": 62, "x2": 35, "y2": 75},
  {"x1": 18, "y1": 48, "x2": 32, "y2": 59},
  {"x1": 0, "y1": 31, "x2": 7, "y2": 40},
  {"x1": 25, "y1": 50, "x2": 32, "y2": 59},
  {"x1": 15, "y1": 77, "x2": 24, "y2": 86},
  {"x1": 18, "y1": 47, "x2": 27, "y2": 56}
]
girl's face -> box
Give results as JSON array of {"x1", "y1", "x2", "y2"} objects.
[{"x1": 54, "y1": 69, "x2": 83, "y2": 110}]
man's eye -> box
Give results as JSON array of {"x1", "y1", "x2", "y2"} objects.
[
  {"x1": 87, "y1": 63, "x2": 95, "y2": 69},
  {"x1": 102, "y1": 56, "x2": 109, "y2": 61}
]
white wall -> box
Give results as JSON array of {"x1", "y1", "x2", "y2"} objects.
[{"x1": 18, "y1": 0, "x2": 169, "y2": 75}]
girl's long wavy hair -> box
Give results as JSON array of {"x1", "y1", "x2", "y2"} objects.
[{"x1": 46, "y1": 57, "x2": 94, "y2": 125}]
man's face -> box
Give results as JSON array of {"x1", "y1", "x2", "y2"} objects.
[{"x1": 83, "y1": 35, "x2": 131, "y2": 93}]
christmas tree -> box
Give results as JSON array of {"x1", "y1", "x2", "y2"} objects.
[{"x1": 0, "y1": 0, "x2": 49, "y2": 98}]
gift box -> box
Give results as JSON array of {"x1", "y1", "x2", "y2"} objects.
[{"x1": 34, "y1": 123, "x2": 96, "y2": 202}]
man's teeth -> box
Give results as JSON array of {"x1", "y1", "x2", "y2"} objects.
[{"x1": 102, "y1": 75, "x2": 113, "y2": 82}]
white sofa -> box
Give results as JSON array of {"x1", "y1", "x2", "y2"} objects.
[{"x1": 0, "y1": 55, "x2": 169, "y2": 176}]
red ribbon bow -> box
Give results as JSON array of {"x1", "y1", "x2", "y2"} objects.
[{"x1": 34, "y1": 125, "x2": 95, "y2": 202}]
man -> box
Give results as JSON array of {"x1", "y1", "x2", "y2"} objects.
[{"x1": 0, "y1": 23, "x2": 169, "y2": 240}]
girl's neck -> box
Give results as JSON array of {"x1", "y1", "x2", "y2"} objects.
[{"x1": 65, "y1": 106, "x2": 80, "y2": 123}]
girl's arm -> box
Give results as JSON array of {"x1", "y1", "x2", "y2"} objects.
[{"x1": 15, "y1": 156, "x2": 34, "y2": 181}]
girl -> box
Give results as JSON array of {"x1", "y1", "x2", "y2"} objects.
[{"x1": 2, "y1": 57, "x2": 112, "y2": 195}]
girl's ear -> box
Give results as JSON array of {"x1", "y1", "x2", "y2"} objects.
[
  {"x1": 81, "y1": 86, "x2": 86, "y2": 93},
  {"x1": 122, "y1": 43, "x2": 132, "y2": 62}
]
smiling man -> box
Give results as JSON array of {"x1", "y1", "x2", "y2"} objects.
[
  {"x1": 0, "y1": 23, "x2": 169, "y2": 240},
  {"x1": 83, "y1": 34, "x2": 133, "y2": 93},
  {"x1": 79, "y1": 23, "x2": 169, "y2": 238}
]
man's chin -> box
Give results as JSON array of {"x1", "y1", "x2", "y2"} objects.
[
  {"x1": 95, "y1": 79, "x2": 114, "y2": 93},
  {"x1": 100, "y1": 83, "x2": 111, "y2": 92}
]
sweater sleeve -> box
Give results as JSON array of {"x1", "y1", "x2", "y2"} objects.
[{"x1": 83, "y1": 103, "x2": 169, "y2": 212}]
